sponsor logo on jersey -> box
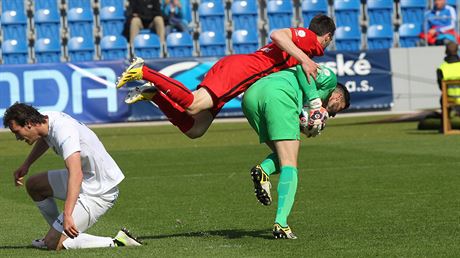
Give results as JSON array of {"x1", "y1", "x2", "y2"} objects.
[
  {"x1": 297, "y1": 30, "x2": 306, "y2": 37},
  {"x1": 259, "y1": 47, "x2": 272, "y2": 53}
]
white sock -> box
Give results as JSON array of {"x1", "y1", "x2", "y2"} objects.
[
  {"x1": 35, "y1": 197, "x2": 59, "y2": 226},
  {"x1": 62, "y1": 233, "x2": 115, "y2": 249}
]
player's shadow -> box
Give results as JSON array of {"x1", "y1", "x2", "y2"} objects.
[
  {"x1": 0, "y1": 245, "x2": 36, "y2": 250},
  {"x1": 140, "y1": 228, "x2": 273, "y2": 240}
]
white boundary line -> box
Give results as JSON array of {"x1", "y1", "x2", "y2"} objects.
[{"x1": 0, "y1": 110, "x2": 429, "y2": 133}]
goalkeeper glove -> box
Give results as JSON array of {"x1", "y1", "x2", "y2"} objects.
[{"x1": 300, "y1": 99, "x2": 329, "y2": 137}]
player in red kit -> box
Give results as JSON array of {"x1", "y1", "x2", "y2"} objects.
[{"x1": 116, "y1": 14, "x2": 335, "y2": 139}]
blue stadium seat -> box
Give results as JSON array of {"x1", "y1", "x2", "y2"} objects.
[
  {"x1": 67, "y1": 7, "x2": 94, "y2": 38},
  {"x1": 335, "y1": 26, "x2": 361, "y2": 51},
  {"x1": 100, "y1": 35, "x2": 129, "y2": 60},
  {"x1": 447, "y1": 0, "x2": 457, "y2": 9},
  {"x1": 34, "y1": 8, "x2": 61, "y2": 39},
  {"x1": 67, "y1": 36, "x2": 95, "y2": 62},
  {"x1": 67, "y1": 0, "x2": 92, "y2": 10},
  {"x1": 302, "y1": 0, "x2": 328, "y2": 27},
  {"x1": 181, "y1": 0, "x2": 193, "y2": 23},
  {"x1": 199, "y1": 31, "x2": 226, "y2": 57},
  {"x1": 99, "y1": 0, "x2": 125, "y2": 10},
  {"x1": 267, "y1": 0, "x2": 293, "y2": 30},
  {"x1": 166, "y1": 32, "x2": 194, "y2": 57},
  {"x1": 34, "y1": 0, "x2": 60, "y2": 10},
  {"x1": 133, "y1": 33, "x2": 162, "y2": 59},
  {"x1": 232, "y1": 29, "x2": 258, "y2": 54},
  {"x1": 400, "y1": 0, "x2": 427, "y2": 24},
  {"x1": 398, "y1": 22, "x2": 422, "y2": 48},
  {"x1": 232, "y1": 1, "x2": 258, "y2": 31},
  {"x1": 34, "y1": 38, "x2": 61, "y2": 63},
  {"x1": 334, "y1": 0, "x2": 361, "y2": 28},
  {"x1": 198, "y1": 0, "x2": 222, "y2": 2},
  {"x1": 1, "y1": 10, "x2": 28, "y2": 42},
  {"x1": 99, "y1": 6, "x2": 125, "y2": 36},
  {"x1": 367, "y1": 0, "x2": 394, "y2": 27},
  {"x1": 198, "y1": 2, "x2": 226, "y2": 33},
  {"x1": 367, "y1": 24, "x2": 393, "y2": 49},
  {"x1": 1, "y1": 0, "x2": 25, "y2": 12},
  {"x1": 2, "y1": 39, "x2": 29, "y2": 64}
]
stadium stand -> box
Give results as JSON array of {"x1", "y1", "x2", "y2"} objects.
[
  {"x1": 100, "y1": 35, "x2": 128, "y2": 60},
  {"x1": 335, "y1": 25, "x2": 361, "y2": 51},
  {"x1": 302, "y1": 0, "x2": 328, "y2": 26},
  {"x1": 99, "y1": 0, "x2": 125, "y2": 10},
  {"x1": 67, "y1": 36, "x2": 95, "y2": 62},
  {"x1": 198, "y1": 1, "x2": 226, "y2": 33},
  {"x1": 2, "y1": 39, "x2": 29, "y2": 64},
  {"x1": 334, "y1": 0, "x2": 361, "y2": 28},
  {"x1": 367, "y1": 24, "x2": 394, "y2": 49},
  {"x1": 34, "y1": 0, "x2": 61, "y2": 11},
  {"x1": 367, "y1": 0, "x2": 394, "y2": 27},
  {"x1": 232, "y1": 29, "x2": 259, "y2": 54},
  {"x1": 67, "y1": 0, "x2": 93, "y2": 10},
  {"x1": 34, "y1": 37, "x2": 61, "y2": 63},
  {"x1": 166, "y1": 32, "x2": 194, "y2": 57},
  {"x1": 133, "y1": 33, "x2": 162, "y2": 59},
  {"x1": 266, "y1": 0, "x2": 293, "y2": 30},
  {"x1": 447, "y1": 0, "x2": 457, "y2": 9},
  {"x1": 180, "y1": 0, "x2": 193, "y2": 24},
  {"x1": 34, "y1": 8, "x2": 61, "y2": 39},
  {"x1": 1, "y1": 9, "x2": 28, "y2": 42},
  {"x1": 1, "y1": 0, "x2": 25, "y2": 12},
  {"x1": 99, "y1": 6, "x2": 125, "y2": 36},
  {"x1": 398, "y1": 22, "x2": 423, "y2": 48},
  {"x1": 231, "y1": 0, "x2": 258, "y2": 31},
  {"x1": 199, "y1": 30, "x2": 226, "y2": 57},
  {"x1": 67, "y1": 7, "x2": 95, "y2": 38},
  {"x1": 400, "y1": 0, "x2": 427, "y2": 24},
  {"x1": 1, "y1": 0, "x2": 454, "y2": 63}
]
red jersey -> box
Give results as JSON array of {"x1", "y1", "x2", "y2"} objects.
[{"x1": 199, "y1": 28, "x2": 324, "y2": 115}]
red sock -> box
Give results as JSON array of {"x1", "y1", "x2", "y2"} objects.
[
  {"x1": 142, "y1": 66, "x2": 194, "y2": 109},
  {"x1": 151, "y1": 91, "x2": 195, "y2": 133}
]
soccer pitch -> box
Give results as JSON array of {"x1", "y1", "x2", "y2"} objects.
[{"x1": 1, "y1": 115, "x2": 460, "y2": 257}]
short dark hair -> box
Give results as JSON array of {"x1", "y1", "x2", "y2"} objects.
[
  {"x1": 445, "y1": 42, "x2": 458, "y2": 56},
  {"x1": 308, "y1": 14, "x2": 336, "y2": 37},
  {"x1": 336, "y1": 82, "x2": 351, "y2": 110},
  {"x1": 3, "y1": 102, "x2": 47, "y2": 128}
]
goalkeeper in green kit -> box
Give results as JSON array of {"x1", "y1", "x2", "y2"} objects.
[{"x1": 242, "y1": 65, "x2": 350, "y2": 239}]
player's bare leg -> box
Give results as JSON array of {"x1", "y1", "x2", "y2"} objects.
[
  {"x1": 273, "y1": 140, "x2": 299, "y2": 168},
  {"x1": 187, "y1": 88, "x2": 214, "y2": 115},
  {"x1": 26, "y1": 173, "x2": 54, "y2": 201},
  {"x1": 43, "y1": 228, "x2": 67, "y2": 250},
  {"x1": 185, "y1": 110, "x2": 214, "y2": 139}
]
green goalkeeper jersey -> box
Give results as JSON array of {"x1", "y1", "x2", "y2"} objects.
[
  {"x1": 242, "y1": 65, "x2": 338, "y2": 143},
  {"x1": 295, "y1": 64, "x2": 337, "y2": 106}
]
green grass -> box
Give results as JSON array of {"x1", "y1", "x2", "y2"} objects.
[{"x1": 1, "y1": 115, "x2": 460, "y2": 257}]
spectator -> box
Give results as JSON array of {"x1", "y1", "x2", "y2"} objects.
[
  {"x1": 123, "y1": 0, "x2": 166, "y2": 44},
  {"x1": 162, "y1": 0, "x2": 188, "y2": 34},
  {"x1": 437, "y1": 42, "x2": 460, "y2": 131},
  {"x1": 419, "y1": 0, "x2": 459, "y2": 46}
]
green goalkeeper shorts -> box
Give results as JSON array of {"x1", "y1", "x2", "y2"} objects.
[{"x1": 242, "y1": 72, "x2": 301, "y2": 143}]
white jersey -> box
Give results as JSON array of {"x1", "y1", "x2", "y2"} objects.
[{"x1": 42, "y1": 111, "x2": 124, "y2": 196}]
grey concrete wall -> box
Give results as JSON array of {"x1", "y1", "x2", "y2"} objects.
[{"x1": 390, "y1": 46, "x2": 445, "y2": 112}]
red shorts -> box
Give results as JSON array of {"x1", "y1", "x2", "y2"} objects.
[{"x1": 199, "y1": 54, "x2": 279, "y2": 116}]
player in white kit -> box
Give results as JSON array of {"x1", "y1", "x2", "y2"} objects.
[{"x1": 3, "y1": 103, "x2": 141, "y2": 250}]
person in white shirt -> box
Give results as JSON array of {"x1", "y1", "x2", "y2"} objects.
[{"x1": 3, "y1": 102, "x2": 141, "y2": 250}]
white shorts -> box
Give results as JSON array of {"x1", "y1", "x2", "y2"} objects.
[{"x1": 47, "y1": 169, "x2": 119, "y2": 235}]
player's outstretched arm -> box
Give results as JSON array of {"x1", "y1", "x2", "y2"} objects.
[
  {"x1": 270, "y1": 29, "x2": 319, "y2": 82},
  {"x1": 14, "y1": 138, "x2": 49, "y2": 186}
]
